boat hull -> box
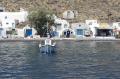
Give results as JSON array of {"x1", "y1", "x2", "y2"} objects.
[{"x1": 39, "y1": 45, "x2": 56, "y2": 54}]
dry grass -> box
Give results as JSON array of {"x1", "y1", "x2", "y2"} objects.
[{"x1": 0, "y1": 0, "x2": 120, "y2": 22}]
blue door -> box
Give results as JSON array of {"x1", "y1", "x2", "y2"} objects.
[
  {"x1": 25, "y1": 29, "x2": 32, "y2": 37},
  {"x1": 76, "y1": 29, "x2": 84, "y2": 35},
  {"x1": 50, "y1": 31, "x2": 58, "y2": 37}
]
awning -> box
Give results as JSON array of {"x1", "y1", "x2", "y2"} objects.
[{"x1": 98, "y1": 23, "x2": 113, "y2": 29}]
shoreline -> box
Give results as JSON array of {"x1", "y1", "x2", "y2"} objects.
[{"x1": 1, "y1": 37, "x2": 120, "y2": 42}]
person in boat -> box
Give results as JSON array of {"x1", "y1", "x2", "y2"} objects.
[{"x1": 45, "y1": 34, "x2": 52, "y2": 45}]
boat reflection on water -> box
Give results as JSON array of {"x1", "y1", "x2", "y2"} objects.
[{"x1": 39, "y1": 38, "x2": 56, "y2": 54}]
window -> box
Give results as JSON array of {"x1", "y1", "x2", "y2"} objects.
[
  {"x1": 79, "y1": 24, "x2": 81, "y2": 27},
  {"x1": 76, "y1": 29, "x2": 83, "y2": 35},
  {"x1": 5, "y1": 16, "x2": 7, "y2": 19},
  {"x1": 88, "y1": 22, "x2": 92, "y2": 25},
  {"x1": 67, "y1": 11, "x2": 71, "y2": 18},
  {"x1": 6, "y1": 22, "x2": 9, "y2": 25},
  {"x1": 64, "y1": 24, "x2": 67, "y2": 28}
]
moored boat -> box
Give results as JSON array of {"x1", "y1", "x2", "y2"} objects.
[{"x1": 39, "y1": 38, "x2": 56, "y2": 54}]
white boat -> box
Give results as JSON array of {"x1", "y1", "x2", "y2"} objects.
[{"x1": 39, "y1": 38, "x2": 56, "y2": 54}]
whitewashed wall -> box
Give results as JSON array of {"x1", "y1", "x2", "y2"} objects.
[
  {"x1": 0, "y1": 11, "x2": 28, "y2": 29},
  {"x1": 16, "y1": 28, "x2": 24, "y2": 37},
  {"x1": 0, "y1": 11, "x2": 28, "y2": 22},
  {"x1": 0, "y1": 28, "x2": 6, "y2": 38},
  {"x1": 54, "y1": 18, "x2": 70, "y2": 37},
  {"x1": 63, "y1": 10, "x2": 75, "y2": 19},
  {"x1": 86, "y1": 20, "x2": 99, "y2": 37},
  {"x1": 112, "y1": 22, "x2": 120, "y2": 30}
]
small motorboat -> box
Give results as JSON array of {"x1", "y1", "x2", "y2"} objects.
[{"x1": 39, "y1": 38, "x2": 56, "y2": 54}]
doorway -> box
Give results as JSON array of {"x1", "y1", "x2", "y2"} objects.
[{"x1": 96, "y1": 29, "x2": 113, "y2": 36}]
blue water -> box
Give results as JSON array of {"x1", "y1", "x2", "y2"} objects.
[{"x1": 0, "y1": 41, "x2": 120, "y2": 79}]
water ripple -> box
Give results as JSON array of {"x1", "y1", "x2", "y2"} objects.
[{"x1": 0, "y1": 41, "x2": 120, "y2": 79}]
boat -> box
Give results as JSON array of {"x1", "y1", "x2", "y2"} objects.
[
  {"x1": 39, "y1": 38, "x2": 56, "y2": 54},
  {"x1": 39, "y1": 22, "x2": 56, "y2": 54}
]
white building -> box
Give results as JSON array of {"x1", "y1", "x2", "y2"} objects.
[
  {"x1": 112, "y1": 22, "x2": 120, "y2": 30},
  {"x1": 86, "y1": 20, "x2": 99, "y2": 37},
  {"x1": 71, "y1": 23, "x2": 90, "y2": 38},
  {"x1": 16, "y1": 25, "x2": 37, "y2": 38},
  {"x1": 0, "y1": 22, "x2": 6, "y2": 38},
  {"x1": 112, "y1": 22, "x2": 120, "y2": 36},
  {"x1": 23, "y1": 25, "x2": 37, "y2": 37},
  {"x1": 0, "y1": 9, "x2": 28, "y2": 38},
  {"x1": 2, "y1": 18, "x2": 15, "y2": 30},
  {"x1": 0, "y1": 10, "x2": 28, "y2": 29},
  {"x1": 0, "y1": 26, "x2": 6, "y2": 38},
  {"x1": 53, "y1": 18, "x2": 71, "y2": 37},
  {"x1": 63, "y1": 10, "x2": 75, "y2": 20}
]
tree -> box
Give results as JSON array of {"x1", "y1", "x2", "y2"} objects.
[{"x1": 28, "y1": 9, "x2": 54, "y2": 37}]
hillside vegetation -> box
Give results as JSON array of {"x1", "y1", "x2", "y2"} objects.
[{"x1": 0, "y1": 0, "x2": 120, "y2": 22}]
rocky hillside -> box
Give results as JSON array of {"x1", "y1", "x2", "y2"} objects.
[{"x1": 0, "y1": 0, "x2": 120, "y2": 22}]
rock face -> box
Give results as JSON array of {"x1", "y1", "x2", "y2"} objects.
[{"x1": 0, "y1": 0, "x2": 120, "y2": 22}]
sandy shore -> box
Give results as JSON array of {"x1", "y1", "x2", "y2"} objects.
[{"x1": 0, "y1": 37, "x2": 120, "y2": 42}]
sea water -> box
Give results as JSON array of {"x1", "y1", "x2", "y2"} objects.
[{"x1": 0, "y1": 41, "x2": 120, "y2": 79}]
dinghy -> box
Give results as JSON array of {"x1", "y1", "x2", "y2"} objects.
[{"x1": 39, "y1": 38, "x2": 56, "y2": 54}]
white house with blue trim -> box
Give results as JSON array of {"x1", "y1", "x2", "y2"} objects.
[
  {"x1": 71, "y1": 23, "x2": 90, "y2": 38},
  {"x1": 53, "y1": 18, "x2": 71, "y2": 37},
  {"x1": 23, "y1": 25, "x2": 37, "y2": 37}
]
